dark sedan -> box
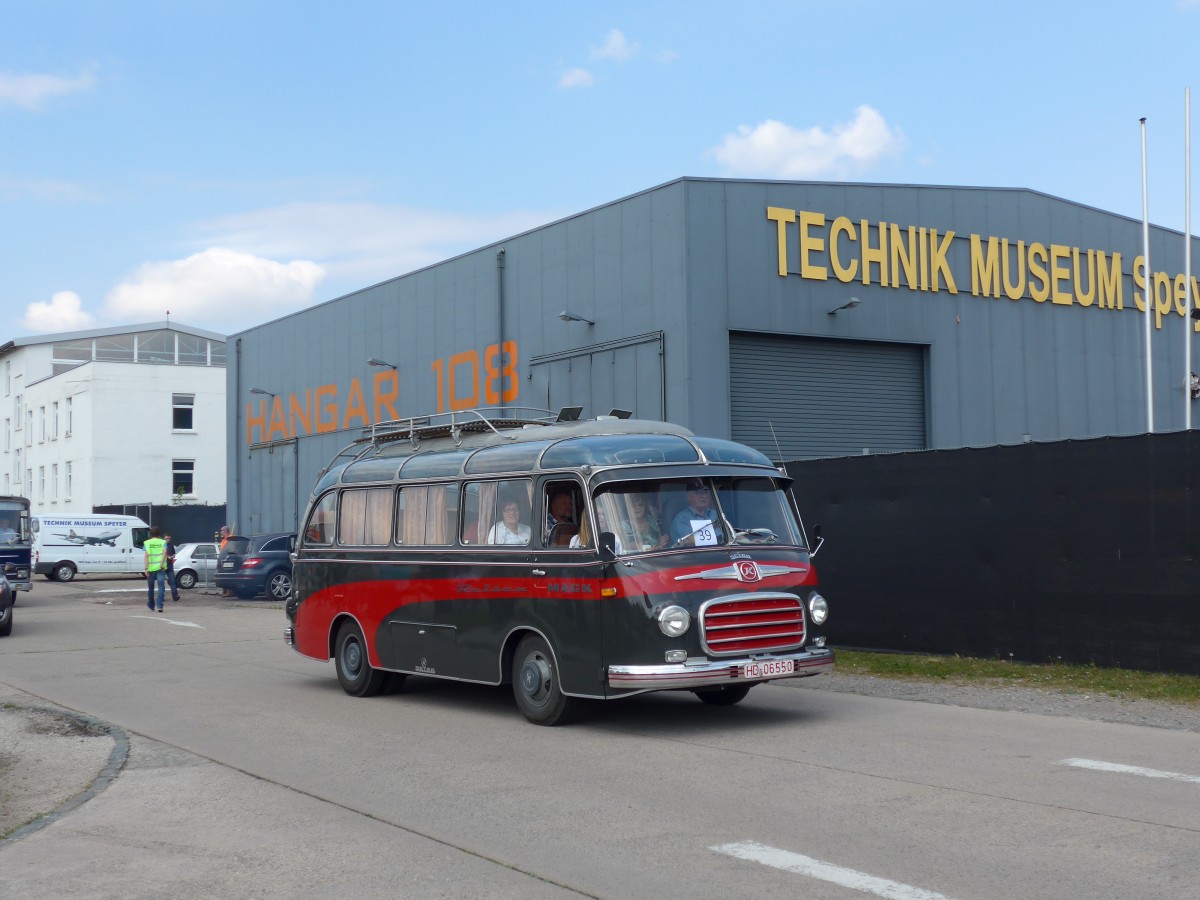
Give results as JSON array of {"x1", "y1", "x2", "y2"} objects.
[{"x1": 215, "y1": 532, "x2": 295, "y2": 600}]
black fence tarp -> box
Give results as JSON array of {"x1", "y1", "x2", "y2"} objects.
[
  {"x1": 786, "y1": 431, "x2": 1200, "y2": 675},
  {"x1": 92, "y1": 504, "x2": 228, "y2": 547}
]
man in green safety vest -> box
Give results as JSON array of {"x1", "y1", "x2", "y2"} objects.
[{"x1": 144, "y1": 526, "x2": 168, "y2": 612}]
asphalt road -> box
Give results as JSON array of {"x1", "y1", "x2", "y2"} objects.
[{"x1": 1, "y1": 577, "x2": 1197, "y2": 899}]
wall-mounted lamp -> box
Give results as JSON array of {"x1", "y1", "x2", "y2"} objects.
[
  {"x1": 558, "y1": 310, "x2": 595, "y2": 325},
  {"x1": 249, "y1": 387, "x2": 275, "y2": 397},
  {"x1": 827, "y1": 297, "x2": 862, "y2": 316},
  {"x1": 367, "y1": 357, "x2": 397, "y2": 369}
]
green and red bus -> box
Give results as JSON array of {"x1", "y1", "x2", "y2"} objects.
[{"x1": 285, "y1": 409, "x2": 833, "y2": 724}]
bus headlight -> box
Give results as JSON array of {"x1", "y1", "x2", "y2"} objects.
[
  {"x1": 657, "y1": 605, "x2": 691, "y2": 637},
  {"x1": 808, "y1": 593, "x2": 829, "y2": 625}
]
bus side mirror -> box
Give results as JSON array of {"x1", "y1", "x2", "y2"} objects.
[
  {"x1": 599, "y1": 531, "x2": 618, "y2": 560},
  {"x1": 809, "y1": 524, "x2": 824, "y2": 557}
]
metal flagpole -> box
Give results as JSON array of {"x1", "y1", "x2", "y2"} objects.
[
  {"x1": 1140, "y1": 117, "x2": 1154, "y2": 433},
  {"x1": 1186, "y1": 88, "x2": 1193, "y2": 430}
]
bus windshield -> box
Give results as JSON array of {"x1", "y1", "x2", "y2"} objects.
[{"x1": 592, "y1": 475, "x2": 802, "y2": 554}]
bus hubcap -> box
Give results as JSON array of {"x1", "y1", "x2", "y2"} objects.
[
  {"x1": 343, "y1": 641, "x2": 361, "y2": 676},
  {"x1": 519, "y1": 655, "x2": 551, "y2": 705}
]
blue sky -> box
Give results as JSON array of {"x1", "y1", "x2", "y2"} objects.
[{"x1": 3, "y1": 1, "x2": 1198, "y2": 338}]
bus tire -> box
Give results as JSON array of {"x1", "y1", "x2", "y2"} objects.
[
  {"x1": 512, "y1": 634, "x2": 575, "y2": 726},
  {"x1": 694, "y1": 684, "x2": 753, "y2": 706},
  {"x1": 334, "y1": 620, "x2": 385, "y2": 698},
  {"x1": 53, "y1": 562, "x2": 77, "y2": 583}
]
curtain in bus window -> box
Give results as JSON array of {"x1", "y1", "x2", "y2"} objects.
[
  {"x1": 339, "y1": 490, "x2": 366, "y2": 544},
  {"x1": 364, "y1": 488, "x2": 393, "y2": 545},
  {"x1": 399, "y1": 487, "x2": 428, "y2": 545},
  {"x1": 478, "y1": 481, "x2": 497, "y2": 545},
  {"x1": 425, "y1": 484, "x2": 449, "y2": 545}
]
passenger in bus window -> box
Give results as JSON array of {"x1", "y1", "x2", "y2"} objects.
[
  {"x1": 625, "y1": 491, "x2": 667, "y2": 551},
  {"x1": 669, "y1": 479, "x2": 725, "y2": 546},
  {"x1": 487, "y1": 500, "x2": 531, "y2": 545},
  {"x1": 546, "y1": 487, "x2": 574, "y2": 531}
]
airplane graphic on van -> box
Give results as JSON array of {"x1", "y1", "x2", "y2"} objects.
[{"x1": 54, "y1": 529, "x2": 121, "y2": 546}]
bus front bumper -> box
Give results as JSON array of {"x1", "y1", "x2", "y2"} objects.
[{"x1": 607, "y1": 646, "x2": 835, "y2": 692}]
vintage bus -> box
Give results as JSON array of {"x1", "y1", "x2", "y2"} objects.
[
  {"x1": 285, "y1": 409, "x2": 834, "y2": 724},
  {"x1": 0, "y1": 495, "x2": 33, "y2": 593}
]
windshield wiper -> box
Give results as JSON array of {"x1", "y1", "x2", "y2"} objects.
[{"x1": 732, "y1": 527, "x2": 778, "y2": 544}]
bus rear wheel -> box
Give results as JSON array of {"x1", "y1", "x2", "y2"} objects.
[
  {"x1": 512, "y1": 634, "x2": 575, "y2": 726},
  {"x1": 694, "y1": 684, "x2": 753, "y2": 706},
  {"x1": 334, "y1": 620, "x2": 385, "y2": 697}
]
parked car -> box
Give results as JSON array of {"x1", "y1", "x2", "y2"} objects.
[
  {"x1": 0, "y1": 563, "x2": 15, "y2": 636},
  {"x1": 216, "y1": 532, "x2": 295, "y2": 600},
  {"x1": 172, "y1": 542, "x2": 218, "y2": 590}
]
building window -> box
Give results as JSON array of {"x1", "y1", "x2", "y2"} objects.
[
  {"x1": 13, "y1": 448, "x2": 20, "y2": 486},
  {"x1": 173, "y1": 459, "x2": 195, "y2": 495},
  {"x1": 52, "y1": 402, "x2": 59, "y2": 439},
  {"x1": 38, "y1": 466, "x2": 44, "y2": 499},
  {"x1": 25, "y1": 409, "x2": 31, "y2": 443},
  {"x1": 65, "y1": 461, "x2": 72, "y2": 498},
  {"x1": 14, "y1": 395, "x2": 20, "y2": 429},
  {"x1": 26, "y1": 469, "x2": 31, "y2": 497},
  {"x1": 52, "y1": 463, "x2": 58, "y2": 499},
  {"x1": 66, "y1": 397, "x2": 72, "y2": 435},
  {"x1": 39, "y1": 406, "x2": 45, "y2": 442},
  {"x1": 3, "y1": 419, "x2": 8, "y2": 452},
  {"x1": 172, "y1": 394, "x2": 195, "y2": 430}
]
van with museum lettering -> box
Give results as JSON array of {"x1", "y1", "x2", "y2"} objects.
[
  {"x1": 286, "y1": 407, "x2": 834, "y2": 725},
  {"x1": 32, "y1": 514, "x2": 151, "y2": 582}
]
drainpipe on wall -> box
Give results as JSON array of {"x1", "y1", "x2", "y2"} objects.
[
  {"x1": 234, "y1": 338, "x2": 242, "y2": 532},
  {"x1": 496, "y1": 248, "x2": 506, "y2": 415}
]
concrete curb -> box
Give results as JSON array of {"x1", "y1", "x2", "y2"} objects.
[{"x1": 1, "y1": 704, "x2": 130, "y2": 845}]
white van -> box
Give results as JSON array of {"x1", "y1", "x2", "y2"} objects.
[{"x1": 32, "y1": 515, "x2": 151, "y2": 582}]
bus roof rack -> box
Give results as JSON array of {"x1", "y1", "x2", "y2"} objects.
[{"x1": 359, "y1": 406, "x2": 559, "y2": 449}]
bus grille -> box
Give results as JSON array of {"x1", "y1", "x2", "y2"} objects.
[{"x1": 701, "y1": 595, "x2": 806, "y2": 656}]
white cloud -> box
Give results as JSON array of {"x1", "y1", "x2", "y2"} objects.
[
  {"x1": 711, "y1": 106, "x2": 905, "y2": 179},
  {"x1": 558, "y1": 67, "x2": 594, "y2": 89},
  {"x1": 194, "y1": 201, "x2": 556, "y2": 288},
  {"x1": 103, "y1": 248, "x2": 324, "y2": 329},
  {"x1": 0, "y1": 69, "x2": 96, "y2": 111},
  {"x1": 21, "y1": 291, "x2": 96, "y2": 333},
  {"x1": 591, "y1": 29, "x2": 636, "y2": 62}
]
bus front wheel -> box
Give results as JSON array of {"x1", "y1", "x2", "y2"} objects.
[
  {"x1": 512, "y1": 634, "x2": 575, "y2": 726},
  {"x1": 334, "y1": 620, "x2": 386, "y2": 698},
  {"x1": 694, "y1": 684, "x2": 753, "y2": 706}
]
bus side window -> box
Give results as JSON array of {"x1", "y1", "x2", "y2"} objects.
[{"x1": 305, "y1": 491, "x2": 337, "y2": 545}]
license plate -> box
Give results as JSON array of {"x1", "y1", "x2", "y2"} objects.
[
  {"x1": 221, "y1": 561, "x2": 235, "y2": 570},
  {"x1": 740, "y1": 659, "x2": 794, "y2": 679}
]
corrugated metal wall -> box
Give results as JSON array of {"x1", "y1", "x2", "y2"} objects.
[{"x1": 729, "y1": 332, "x2": 926, "y2": 459}]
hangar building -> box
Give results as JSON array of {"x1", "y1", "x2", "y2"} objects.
[{"x1": 227, "y1": 177, "x2": 1200, "y2": 533}]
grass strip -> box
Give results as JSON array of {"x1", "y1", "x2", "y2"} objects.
[{"x1": 833, "y1": 650, "x2": 1200, "y2": 707}]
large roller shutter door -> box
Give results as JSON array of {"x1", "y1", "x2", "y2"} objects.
[{"x1": 729, "y1": 333, "x2": 926, "y2": 460}]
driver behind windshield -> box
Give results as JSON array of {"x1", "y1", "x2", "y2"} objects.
[{"x1": 669, "y1": 479, "x2": 725, "y2": 546}]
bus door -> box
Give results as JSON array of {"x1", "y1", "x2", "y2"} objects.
[{"x1": 530, "y1": 477, "x2": 606, "y2": 694}]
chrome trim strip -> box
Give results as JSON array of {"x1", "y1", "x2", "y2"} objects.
[
  {"x1": 675, "y1": 563, "x2": 809, "y2": 582},
  {"x1": 608, "y1": 648, "x2": 834, "y2": 691}
]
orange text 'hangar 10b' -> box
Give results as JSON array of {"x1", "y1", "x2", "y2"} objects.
[{"x1": 284, "y1": 407, "x2": 833, "y2": 725}]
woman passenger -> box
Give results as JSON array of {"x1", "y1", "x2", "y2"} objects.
[
  {"x1": 626, "y1": 492, "x2": 668, "y2": 551},
  {"x1": 486, "y1": 500, "x2": 531, "y2": 545}
]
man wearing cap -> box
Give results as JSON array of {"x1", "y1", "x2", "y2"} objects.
[{"x1": 669, "y1": 479, "x2": 724, "y2": 546}]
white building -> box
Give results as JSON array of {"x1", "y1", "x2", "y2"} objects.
[{"x1": 0, "y1": 322, "x2": 227, "y2": 514}]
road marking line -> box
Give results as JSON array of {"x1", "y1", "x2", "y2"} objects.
[
  {"x1": 130, "y1": 615, "x2": 204, "y2": 629},
  {"x1": 712, "y1": 841, "x2": 957, "y2": 900},
  {"x1": 1060, "y1": 758, "x2": 1200, "y2": 784}
]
